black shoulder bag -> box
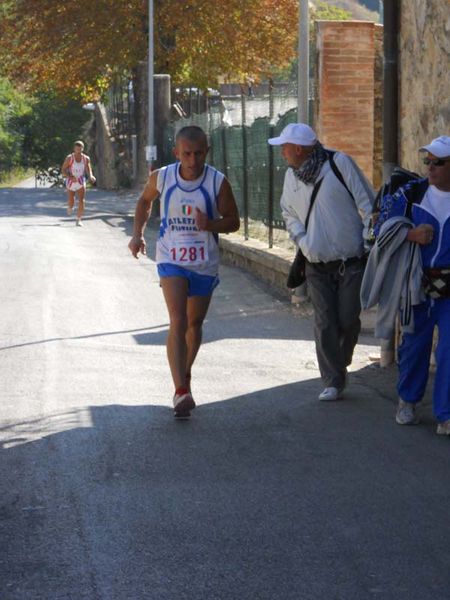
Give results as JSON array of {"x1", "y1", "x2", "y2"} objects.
[{"x1": 286, "y1": 177, "x2": 324, "y2": 289}]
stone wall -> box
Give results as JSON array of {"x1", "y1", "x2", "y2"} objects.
[
  {"x1": 399, "y1": 0, "x2": 450, "y2": 171},
  {"x1": 315, "y1": 20, "x2": 383, "y2": 185},
  {"x1": 93, "y1": 103, "x2": 119, "y2": 190}
]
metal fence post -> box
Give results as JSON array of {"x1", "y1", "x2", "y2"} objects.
[
  {"x1": 206, "y1": 94, "x2": 214, "y2": 166},
  {"x1": 221, "y1": 125, "x2": 228, "y2": 181},
  {"x1": 268, "y1": 128, "x2": 274, "y2": 249},
  {"x1": 268, "y1": 80, "x2": 275, "y2": 248},
  {"x1": 131, "y1": 134, "x2": 138, "y2": 182},
  {"x1": 189, "y1": 87, "x2": 193, "y2": 117},
  {"x1": 241, "y1": 91, "x2": 249, "y2": 240}
]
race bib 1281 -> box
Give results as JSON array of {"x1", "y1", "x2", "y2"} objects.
[{"x1": 169, "y1": 240, "x2": 208, "y2": 266}]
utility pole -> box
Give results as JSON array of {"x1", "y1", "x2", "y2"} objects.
[
  {"x1": 380, "y1": 0, "x2": 398, "y2": 367},
  {"x1": 292, "y1": 0, "x2": 310, "y2": 303},
  {"x1": 382, "y1": 0, "x2": 398, "y2": 180},
  {"x1": 146, "y1": 0, "x2": 156, "y2": 169},
  {"x1": 297, "y1": 0, "x2": 309, "y2": 123}
]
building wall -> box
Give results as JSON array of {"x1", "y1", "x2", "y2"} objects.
[
  {"x1": 399, "y1": 0, "x2": 450, "y2": 171},
  {"x1": 315, "y1": 20, "x2": 381, "y2": 185}
]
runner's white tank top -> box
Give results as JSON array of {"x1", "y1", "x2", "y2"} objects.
[
  {"x1": 156, "y1": 163, "x2": 224, "y2": 276},
  {"x1": 66, "y1": 154, "x2": 87, "y2": 191}
]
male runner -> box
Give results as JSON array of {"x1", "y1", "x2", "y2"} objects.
[
  {"x1": 128, "y1": 126, "x2": 240, "y2": 418},
  {"x1": 61, "y1": 140, "x2": 96, "y2": 226}
]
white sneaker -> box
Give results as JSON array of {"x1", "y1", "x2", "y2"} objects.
[
  {"x1": 396, "y1": 399, "x2": 420, "y2": 425},
  {"x1": 318, "y1": 387, "x2": 342, "y2": 401},
  {"x1": 76, "y1": 219, "x2": 83, "y2": 227},
  {"x1": 173, "y1": 390, "x2": 196, "y2": 418},
  {"x1": 436, "y1": 420, "x2": 450, "y2": 436}
]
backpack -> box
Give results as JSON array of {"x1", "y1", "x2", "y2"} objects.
[
  {"x1": 368, "y1": 167, "x2": 428, "y2": 243},
  {"x1": 374, "y1": 166, "x2": 426, "y2": 215}
]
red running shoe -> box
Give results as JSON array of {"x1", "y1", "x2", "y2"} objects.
[{"x1": 173, "y1": 387, "x2": 196, "y2": 419}]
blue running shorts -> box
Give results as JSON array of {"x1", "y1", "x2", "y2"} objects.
[{"x1": 157, "y1": 263, "x2": 219, "y2": 297}]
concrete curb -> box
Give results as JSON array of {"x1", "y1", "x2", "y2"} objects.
[{"x1": 220, "y1": 234, "x2": 293, "y2": 300}]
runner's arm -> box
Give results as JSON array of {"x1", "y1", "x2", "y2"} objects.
[
  {"x1": 195, "y1": 178, "x2": 240, "y2": 234},
  {"x1": 61, "y1": 156, "x2": 72, "y2": 179},
  {"x1": 85, "y1": 156, "x2": 96, "y2": 182},
  {"x1": 128, "y1": 170, "x2": 160, "y2": 258}
]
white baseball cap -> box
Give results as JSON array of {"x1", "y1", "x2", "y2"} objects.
[
  {"x1": 268, "y1": 123, "x2": 317, "y2": 146},
  {"x1": 419, "y1": 135, "x2": 450, "y2": 158}
]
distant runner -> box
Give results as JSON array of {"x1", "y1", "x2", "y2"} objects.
[
  {"x1": 61, "y1": 140, "x2": 96, "y2": 226},
  {"x1": 128, "y1": 126, "x2": 240, "y2": 418}
]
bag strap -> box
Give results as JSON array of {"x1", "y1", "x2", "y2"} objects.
[
  {"x1": 405, "y1": 179, "x2": 429, "y2": 219},
  {"x1": 305, "y1": 177, "x2": 324, "y2": 231},
  {"x1": 326, "y1": 150, "x2": 354, "y2": 201}
]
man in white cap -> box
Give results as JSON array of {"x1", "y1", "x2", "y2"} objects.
[
  {"x1": 268, "y1": 123, "x2": 374, "y2": 401},
  {"x1": 374, "y1": 135, "x2": 450, "y2": 435}
]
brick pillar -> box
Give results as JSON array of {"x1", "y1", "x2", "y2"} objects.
[{"x1": 315, "y1": 21, "x2": 377, "y2": 183}]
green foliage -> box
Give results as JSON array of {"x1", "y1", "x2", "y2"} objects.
[
  {"x1": 0, "y1": 78, "x2": 31, "y2": 175},
  {"x1": 18, "y1": 90, "x2": 91, "y2": 170},
  {"x1": 0, "y1": 78, "x2": 91, "y2": 176},
  {"x1": 311, "y1": 1, "x2": 352, "y2": 21}
]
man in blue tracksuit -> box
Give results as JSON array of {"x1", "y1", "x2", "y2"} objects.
[{"x1": 376, "y1": 136, "x2": 450, "y2": 435}]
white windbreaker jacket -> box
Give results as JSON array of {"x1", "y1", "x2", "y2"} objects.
[{"x1": 280, "y1": 151, "x2": 374, "y2": 263}]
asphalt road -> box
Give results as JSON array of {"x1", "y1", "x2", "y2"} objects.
[{"x1": 1, "y1": 185, "x2": 449, "y2": 600}]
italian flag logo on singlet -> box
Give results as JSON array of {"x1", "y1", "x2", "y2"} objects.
[{"x1": 182, "y1": 205, "x2": 192, "y2": 216}]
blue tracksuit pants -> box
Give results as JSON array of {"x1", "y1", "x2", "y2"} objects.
[{"x1": 398, "y1": 297, "x2": 450, "y2": 422}]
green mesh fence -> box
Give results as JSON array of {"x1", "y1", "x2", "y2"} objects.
[{"x1": 162, "y1": 83, "x2": 313, "y2": 247}]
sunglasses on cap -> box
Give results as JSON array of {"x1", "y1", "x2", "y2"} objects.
[{"x1": 423, "y1": 157, "x2": 450, "y2": 167}]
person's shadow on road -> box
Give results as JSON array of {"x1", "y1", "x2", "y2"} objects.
[{"x1": 1, "y1": 372, "x2": 448, "y2": 600}]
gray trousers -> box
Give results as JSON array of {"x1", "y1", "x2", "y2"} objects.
[{"x1": 305, "y1": 257, "x2": 365, "y2": 389}]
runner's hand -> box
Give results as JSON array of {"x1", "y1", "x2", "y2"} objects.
[
  {"x1": 90, "y1": 176, "x2": 96, "y2": 184},
  {"x1": 407, "y1": 224, "x2": 434, "y2": 245},
  {"x1": 195, "y1": 208, "x2": 209, "y2": 231},
  {"x1": 128, "y1": 236, "x2": 146, "y2": 258}
]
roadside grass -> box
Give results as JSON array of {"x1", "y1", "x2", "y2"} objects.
[{"x1": 0, "y1": 167, "x2": 35, "y2": 188}]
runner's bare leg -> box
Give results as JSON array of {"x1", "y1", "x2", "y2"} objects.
[
  {"x1": 76, "y1": 187, "x2": 86, "y2": 220},
  {"x1": 67, "y1": 190, "x2": 76, "y2": 214},
  {"x1": 161, "y1": 277, "x2": 190, "y2": 390},
  {"x1": 186, "y1": 294, "x2": 211, "y2": 379}
]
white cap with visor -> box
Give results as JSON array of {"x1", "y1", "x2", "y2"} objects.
[
  {"x1": 268, "y1": 123, "x2": 317, "y2": 146},
  {"x1": 419, "y1": 135, "x2": 450, "y2": 158}
]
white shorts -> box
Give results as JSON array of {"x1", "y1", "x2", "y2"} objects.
[{"x1": 66, "y1": 181, "x2": 85, "y2": 192}]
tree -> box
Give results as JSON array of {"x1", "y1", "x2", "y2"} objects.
[
  {"x1": 17, "y1": 90, "x2": 91, "y2": 170},
  {"x1": 0, "y1": 77, "x2": 31, "y2": 174},
  {"x1": 0, "y1": 0, "x2": 299, "y2": 99},
  {"x1": 311, "y1": 1, "x2": 353, "y2": 21},
  {"x1": 0, "y1": 76, "x2": 88, "y2": 174}
]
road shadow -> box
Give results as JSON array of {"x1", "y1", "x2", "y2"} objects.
[
  {"x1": 1, "y1": 373, "x2": 448, "y2": 600},
  {"x1": 0, "y1": 187, "x2": 137, "y2": 220}
]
